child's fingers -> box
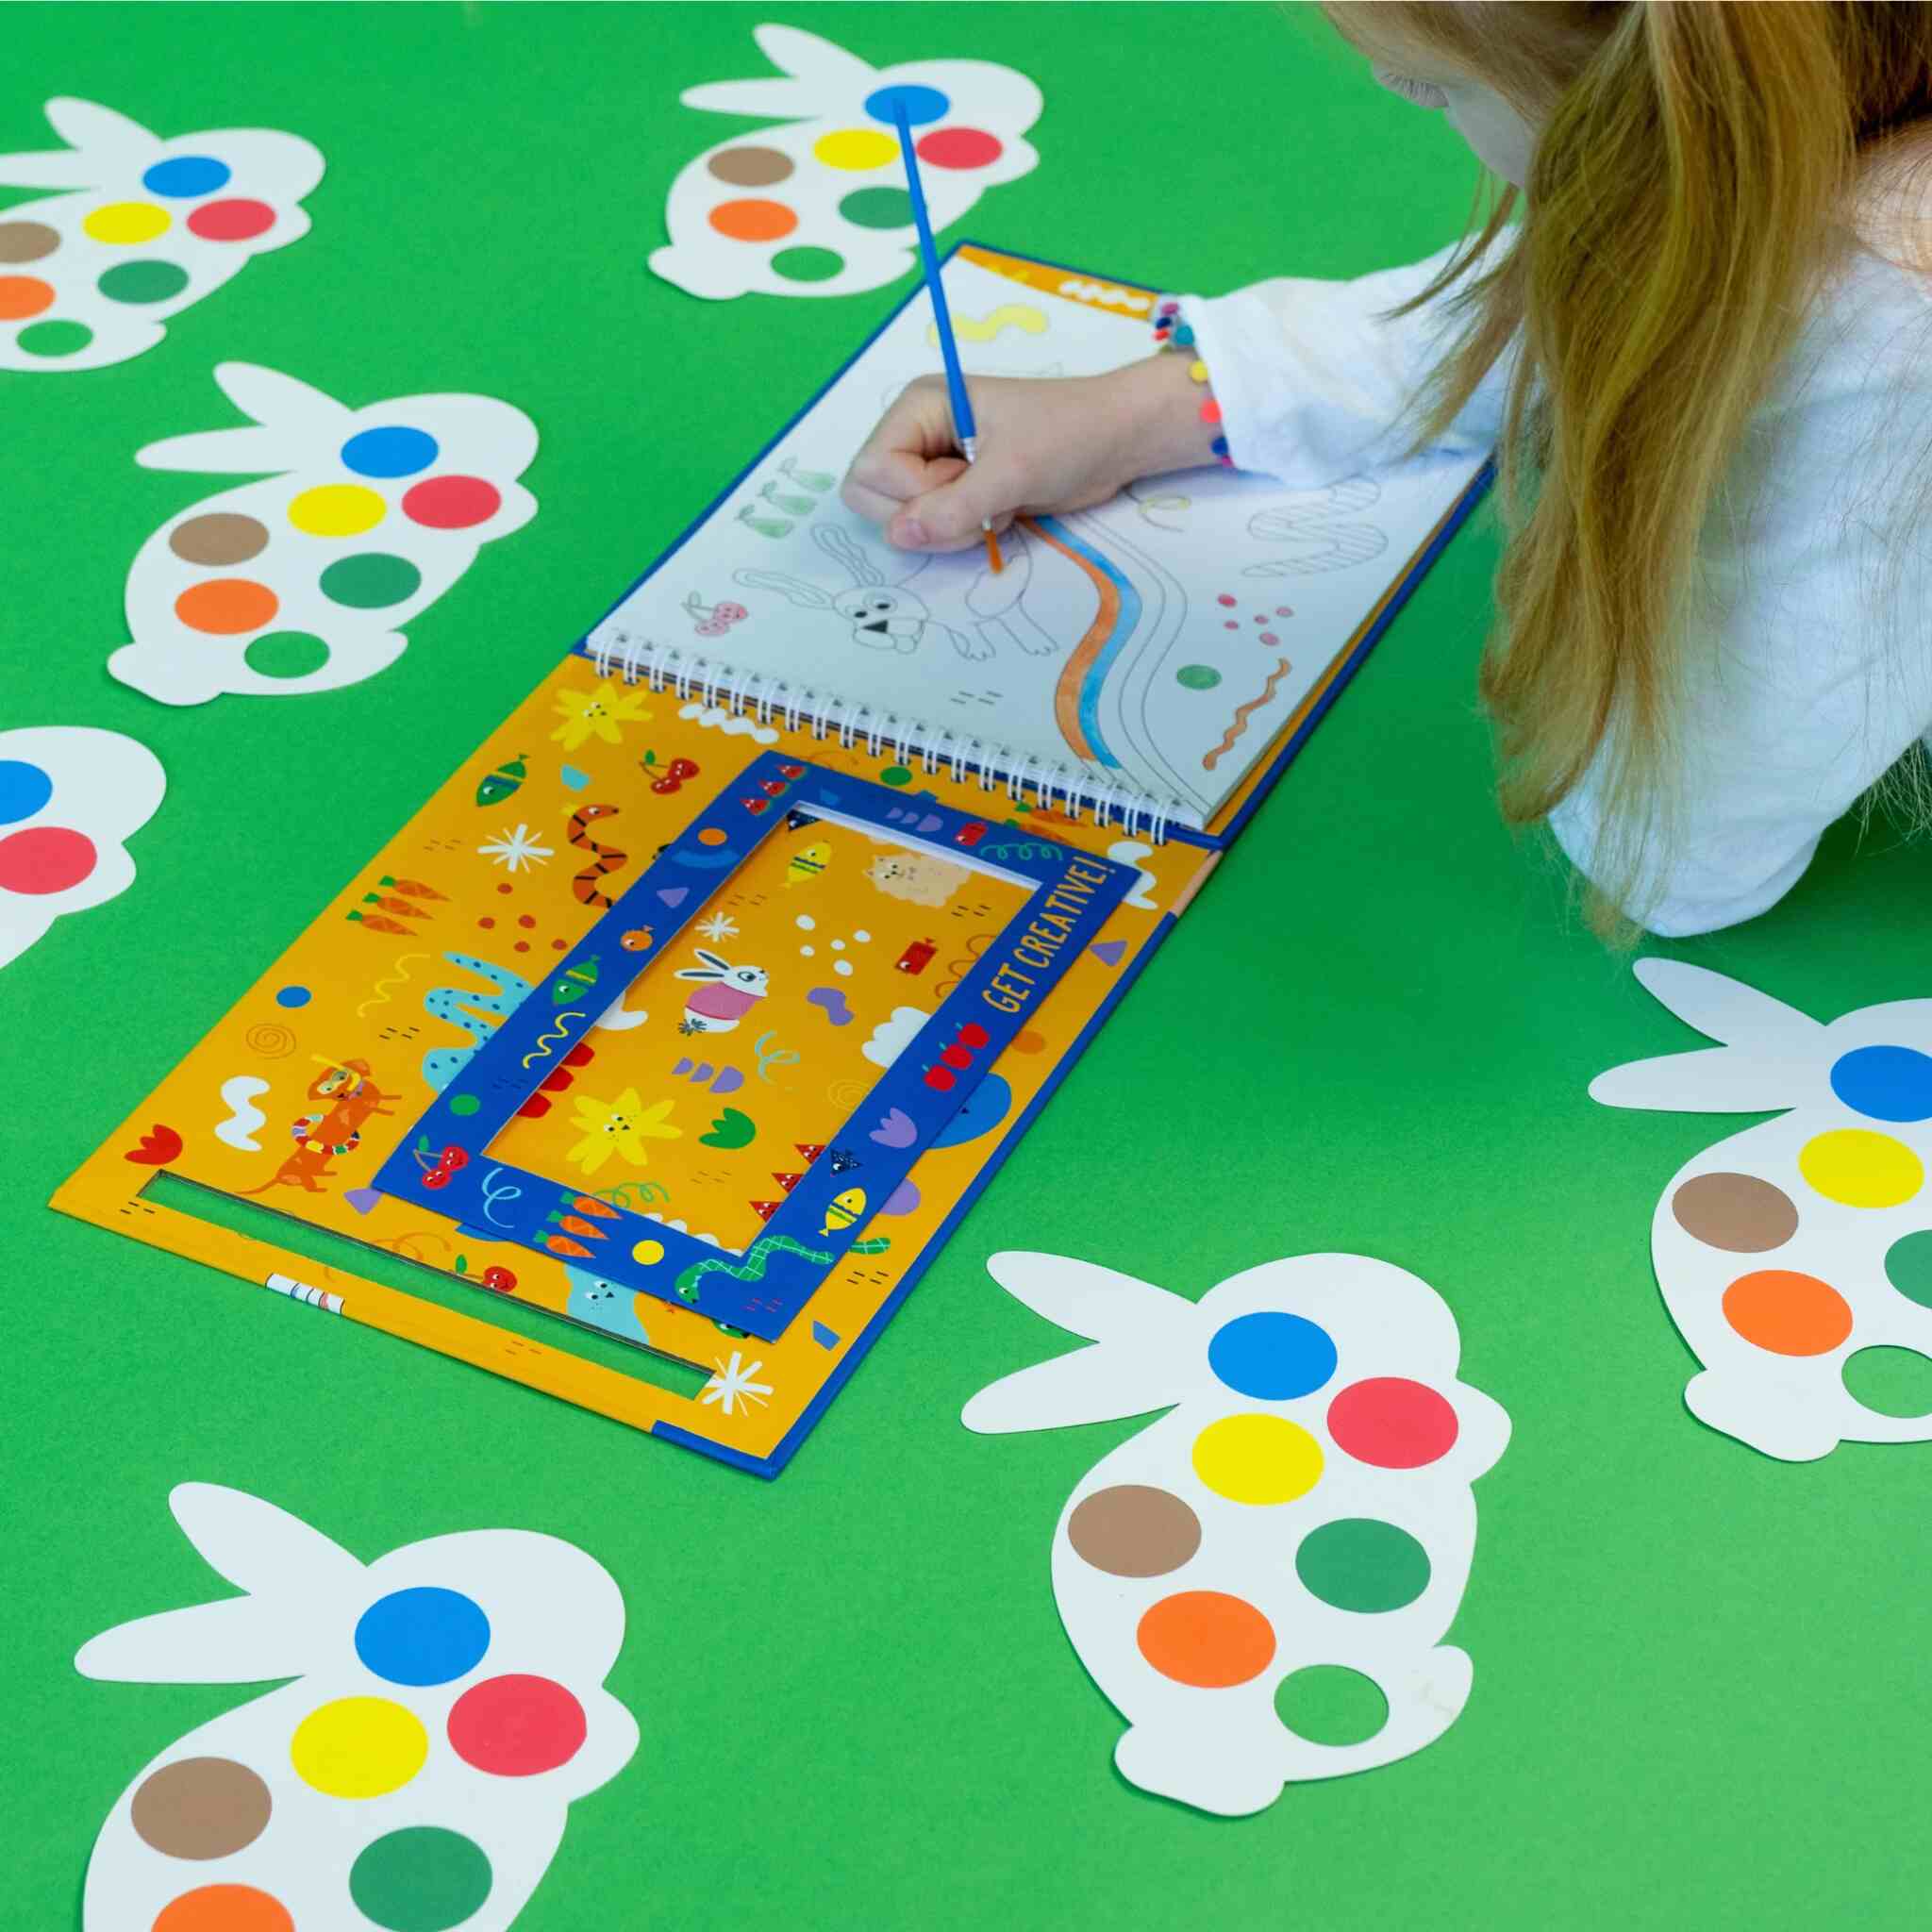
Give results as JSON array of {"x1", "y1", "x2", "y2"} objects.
[
  {"x1": 890, "y1": 463, "x2": 1021, "y2": 552},
  {"x1": 841, "y1": 451, "x2": 967, "y2": 526}
]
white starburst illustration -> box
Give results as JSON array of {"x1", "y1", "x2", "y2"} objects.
[
  {"x1": 478, "y1": 823, "x2": 554, "y2": 874},
  {"x1": 696, "y1": 910, "x2": 740, "y2": 943},
  {"x1": 700, "y1": 1350, "x2": 773, "y2": 1417}
]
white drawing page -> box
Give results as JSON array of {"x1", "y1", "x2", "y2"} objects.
[{"x1": 592, "y1": 255, "x2": 1486, "y2": 824}]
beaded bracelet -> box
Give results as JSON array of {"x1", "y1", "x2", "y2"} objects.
[{"x1": 1153, "y1": 297, "x2": 1233, "y2": 467}]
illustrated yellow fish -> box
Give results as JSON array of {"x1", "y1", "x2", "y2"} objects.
[
  {"x1": 784, "y1": 841, "x2": 830, "y2": 889},
  {"x1": 820, "y1": 1186, "x2": 866, "y2": 1237}
]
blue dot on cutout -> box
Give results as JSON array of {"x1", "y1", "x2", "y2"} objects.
[
  {"x1": 1829, "y1": 1044, "x2": 1932, "y2": 1124},
  {"x1": 863, "y1": 83, "x2": 951, "y2": 127},
  {"x1": 274, "y1": 985, "x2": 311, "y2": 1008},
  {"x1": 0, "y1": 759, "x2": 53, "y2": 826},
  {"x1": 355, "y1": 1586, "x2": 491, "y2": 1687},
  {"x1": 1208, "y1": 1311, "x2": 1338, "y2": 1401},
  {"x1": 341, "y1": 425, "x2": 441, "y2": 479},
  {"x1": 142, "y1": 155, "x2": 232, "y2": 198}
]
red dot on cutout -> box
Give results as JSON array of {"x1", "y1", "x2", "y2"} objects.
[
  {"x1": 514, "y1": 941, "x2": 529, "y2": 953},
  {"x1": 957, "y1": 1023, "x2": 991, "y2": 1049},
  {"x1": 447, "y1": 1674, "x2": 586, "y2": 1776},
  {"x1": 0, "y1": 825, "x2": 96, "y2": 894},
  {"x1": 551, "y1": 939, "x2": 567, "y2": 951},
  {"x1": 187, "y1": 199, "x2": 275, "y2": 242},
  {"x1": 496, "y1": 883, "x2": 512, "y2": 895},
  {"x1": 518, "y1": 914, "x2": 535, "y2": 928},
  {"x1": 1260, "y1": 632, "x2": 1279, "y2": 645},
  {"x1": 924, "y1": 1066, "x2": 956, "y2": 1091},
  {"x1": 477, "y1": 916, "x2": 495, "y2": 929},
  {"x1": 1327, "y1": 1376, "x2": 1459, "y2": 1469},
  {"x1": 916, "y1": 126, "x2": 1003, "y2": 169},
  {"x1": 1223, "y1": 621, "x2": 1238, "y2": 630},
  {"x1": 941, "y1": 1044, "x2": 972, "y2": 1069},
  {"x1": 1217, "y1": 594, "x2": 1237, "y2": 608},
  {"x1": 403, "y1": 475, "x2": 502, "y2": 530}
]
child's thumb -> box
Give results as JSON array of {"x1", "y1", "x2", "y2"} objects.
[{"x1": 890, "y1": 470, "x2": 1011, "y2": 552}]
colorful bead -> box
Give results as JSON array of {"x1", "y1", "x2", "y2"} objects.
[
  {"x1": 1189, "y1": 359, "x2": 1208, "y2": 384},
  {"x1": 1158, "y1": 299, "x2": 1180, "y2": 318},
  {"x1": 1173, "y1": 324, "x2": 1194, "y2": 347},
  {"x1": 1199, "y1": 397, "x2": 1223, "y2": 426},
  {"x1": 1210, "y1": 435, "x2": 1229, "y2": 456}
]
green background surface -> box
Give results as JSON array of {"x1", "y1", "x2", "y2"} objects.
[{"x1": 6, "y1": 6, "x2": 1930, "y2": 1927}]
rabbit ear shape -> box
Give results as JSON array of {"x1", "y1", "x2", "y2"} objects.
[
  {"x1": 1632, "y1": 958, "x2": 1819, "y2": 1053},
  {"x1": 964, "y1": 1339, "x2": 1190, "y2": 1435},
  {"x1": 682, "y1": 25, "x2": 878, "y2": 119},
  {"x1": 139, "y1": 364, "x2": 348, "y2": 475},
  {"x1": 0, "y1": 97, "x2": 157, "y2": 186},
  {"x1": 75, "y1": 1485, "x2": 362, "y2": 1685},
  {"x1": 734, "y1": 570, "x2": 832, "y2": 611},
  {"x1": 814, "y1": 526, "x2": 883, "y2": 586},
  {"x1": 212, "y1": 360, "x2": 349, "y2": 431}
]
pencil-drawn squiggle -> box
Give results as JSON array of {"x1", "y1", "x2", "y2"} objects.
[
  {"x1": 674, "y1": 1231, "x2": 834, "y2": 1303},
  {"x1": 369, "y1": 1228, "x2": 453, "y2": 1262},
  {"x1": 520, "y1": 1012, "x2": 586, "y2": 1070},
  {"x1": 933, "y1": 932, "x2": 996, "y2": 1004},
  {"x1": 591, "y1": 1179, "x2": 672, "y2": 1212},
  {"x1": 1244, "y1": 476, "x2": 1387, "y2": 576},
  {"x1": 356, "y1": 952, "x2": 431, "y2": 1019},
  {"x1": 1203, "y1": 658, "x2": 1293, "y2": 772}
]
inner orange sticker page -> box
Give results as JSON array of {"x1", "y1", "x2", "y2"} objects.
[{"x1": 485, "y1": 814, "x2": 1033, "y2": 1256}]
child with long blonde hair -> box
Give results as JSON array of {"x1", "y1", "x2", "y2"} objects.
[{"x1": 841, "y1": 2, "x2": 1932, "y2": 936}]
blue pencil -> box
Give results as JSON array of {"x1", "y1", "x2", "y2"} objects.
[{"x1": 891, "y1": 105, "x2": 1002, "y2": 574}]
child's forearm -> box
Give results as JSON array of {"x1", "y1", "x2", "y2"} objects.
[{"x1": 1091, "y1": 352, "x2": 1224, "y2": 485}]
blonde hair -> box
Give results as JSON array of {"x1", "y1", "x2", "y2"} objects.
[{"x1": 1326, "y1": 1, "x2": 1932, "y2": 935}]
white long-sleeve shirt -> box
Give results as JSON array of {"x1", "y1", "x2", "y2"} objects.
[{"x1": 1186, "y1": 234, "x2": 1932, "y2": 936}]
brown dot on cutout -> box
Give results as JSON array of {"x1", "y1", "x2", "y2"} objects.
[
  {"x1": 477, "y1": 916, "x2": 495, "y2": 929},
  {"x1": 1066, "y1": 1484, "x2": 1202, "y2": 1578},
  {"x1": 496, "y1": 883, "x2": 512, "y2": 895},
  {"x1": 168, "y1": 512, "x2": 270, "y2": 567},
  {"x1": 551, "y1": 939, "x2": 567, "y2": 950},
  {"x1": 514, "y1": 941, "x2": 529, "y2": 953},
  {"x1": 517, "y1": 914, "x2": 535, "y2": 928},
  {"x1": 1672, "y1": 1171, "x2": 1800, "y2": 1254},
  {"x1": 0, "y1": 220, "x2": 59, "y2": 263},
  {"x1": 708, "y1": 145, "x2": 794, "y2": 188},
  {"x1": 131, "y1": 1757, "x2": 273, "y2": 1860}
]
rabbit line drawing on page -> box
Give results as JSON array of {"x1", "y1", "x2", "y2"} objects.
[
  {"x1": 1592, "y1": 958, "x2": 1932, "y2": 1461},
  {"x1": 109, "y1": 362, "x2": 538, "y2": 706},
  {"x1": 675, "y1": 949, "x2": 771, "y2": 1035},
  {"x1": 0, "y1": 97, "x2": 323, "y2": 372},
  {"x1": 75, "y1": 1483, "x2": 638, "y2": 1932},
  {"x1": 1244, "y1": 476, "x2": 1388, "y2": 577},
  {"x1": 652, "y1": 24, "x2": 1042, "y2": 302},
  {"x1": 964, "y1": 1251, "x2": 1509, "y2": 1817},
  {"x1": 736, "y1": 524, "x2": 1058, "y2": 664}
]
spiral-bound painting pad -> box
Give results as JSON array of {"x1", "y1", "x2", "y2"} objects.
[
  {"x1": 593, "y1": 242, "x2": 1491, "y2": 832},
  {"x1": 57, "y1": 243, "x2": 1489, "y2": 1474}
]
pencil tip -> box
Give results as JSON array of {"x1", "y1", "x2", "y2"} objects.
[{"x1": 985, "y1": 529, "x2": 1004, "y2": 575}]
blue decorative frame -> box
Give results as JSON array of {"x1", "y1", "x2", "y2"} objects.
[{"x1": 375, "y1": 752, "x2": 1134, "y2": 1341}]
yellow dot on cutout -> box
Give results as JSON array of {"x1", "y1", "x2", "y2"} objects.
[
  {"x1": 631, "y1": 1238, "x2": 664, "y2": 1266},
  {"x1": 1798, "y1": 1128, "x2": 1924, "y2": 1209},
  {"x1": 83, "y1": 201, "x2": 172, "y2": 245},
  {"x1": 813, "y1": 128, "x2": 899, "y2": 172},
  {"x1": 288, "y1": 483, "x2": 387, "y2": 538},
  {"x1": 1191, "y1": 1412, "x2": 1324, "y2": 1506},
  {"x1": 290, "y1": 1696, "x2": 427, "y2": 1799}
]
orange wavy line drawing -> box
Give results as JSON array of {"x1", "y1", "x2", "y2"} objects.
[
  {"x1": 1033, "y1": 518, "x2": 1123, "y2": 763},
  {"x1": 1203, "y1": 658, "x2": 1293, "y2": 772},
  {"x1": 355, "y1": 952, "x2": 430, "y2": 1019}
]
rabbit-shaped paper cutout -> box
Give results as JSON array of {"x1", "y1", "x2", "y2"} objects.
[
  {"x1": 0, "y1": 725, "x2": 165, "y2": 973},
  {"x1": 110, "y1": 361, "x2": 539, "y2": 706},
  {"x1": 78, "y1": 1483, "x2": 636, "y2": 1932},
  {"x1": 1593, "y1": 958, "x2": 1932, "y2": 1460},
  {"x1": 965, "y1": 1251, "x2": 1508, "y2": 1816},
  {"x1": 0, "y1": 97, "x2": 323, "y2": 372},
  {"x1": 652, "y1": 24, "x2": 1043, "y2": 302}
]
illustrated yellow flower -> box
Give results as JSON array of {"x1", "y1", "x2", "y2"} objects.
[
  {"x1": 565, "y1": 1088, "x2": 681, "y2": 1176},
  {"x1": 550, "y1": 680, "x2": 652, "y2": 753}
]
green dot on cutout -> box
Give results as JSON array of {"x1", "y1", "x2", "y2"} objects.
[
  {"x1": 1884, "y1": 1228, "x2": 1932, "y2": 1307},
  {"x1": 16, "y1": 319, "x2": 92, "y2": 358},
  {"x1": 771, "y1": 246, "x2": 843, "y2": 284},
  {"x1": 321, "y1": 552, "x2": 423, "y2": 609},
  {"x1": 350, "y1": 1825, "x2": 492, "y2": 1932},
  {"x1": 839, "y1": 187, "x2": 914, "y2": 229},
  {"x1": 1294, "y1": 1517, "x2": 1431, "y2": 1613},
  {"x1": 1175, "y1": 664, "x2": 1222, "y2": 691},
  {"x1": 1842, "y1": 1344, "x2": 1932, "y2": 1419},
  {"x1": 98, "y1": 259, "x2": 190, "y2": 305},
  {"x1": 448, "y1": 1093, "x2": 481, "y2": 1117},
  {"x1": 880, "y1": 766, "x2": 912, "y2": 788},
  {"x1": 243, "y1": 631, "x2": 330, "y2": 680},
  {"x1": 1274, "y1": 1664, "x2": 1388, "y2": 1746}
]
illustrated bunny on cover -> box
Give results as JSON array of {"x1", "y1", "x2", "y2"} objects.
[
  {"x1": 675, "y1": 948, "x2": 771, "y2": 1034},
  {"x1": 1592, "y1": 958, "x2": 1932, "y2": 1461},
  {"x1": 964, "y1": 1251, "x2": 1509, "y2": 1818},
  {"x1": 110, "y1": 361, "x2": 539, "y2": 706},
  {"x1": 0, "y1": 96, "x2": 323, "y2": 372},
  {"x1": 76, "y1": 1483, "x2": 637, "y2": 1931},
  {"x1": 736, "y1": 523, "x2": 1058, "y2": 663},
  {"x1": 652, "y1": 23, "x2": 1042, "y2": 302}
]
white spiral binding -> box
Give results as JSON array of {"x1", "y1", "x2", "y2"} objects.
[{"x1": 577, "y1": 630, "x2": 1184, "y2": 839}]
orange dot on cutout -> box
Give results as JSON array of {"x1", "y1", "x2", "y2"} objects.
[
  {"x1": 1011, "y1": 1028, "x2": 1046, "y2": 1055},
  {"x1": 697, "y1": 827, "x2": 728, "y2": 846},
  {"x1": 0, "y1": 275, "x2": 54, "y2": 320},
  {"x1": 1722, "y1": 1270, "x2": 1854, "y2": 1357},
  {"x1": 175, "y1": 578, "x2": 279, "y2": 636},
  {"x1": 708, "y1": 197, "x2": 798, "y2": 242},
  {"x1": 152, "y1": 1884, "x2": 294, "y2": 1932},
  {"x1": 1137, "y1": 1590, "x2": 1276, "y2": 1689}
]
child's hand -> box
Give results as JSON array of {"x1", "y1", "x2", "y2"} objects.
[{"x1": 841, "y1": 358, "x2": 1207, "y2": 554}]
